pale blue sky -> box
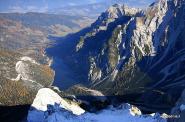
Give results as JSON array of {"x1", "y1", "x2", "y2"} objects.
[{"x1": 0, "y1": 0, "x2": 155, "y2": 13}]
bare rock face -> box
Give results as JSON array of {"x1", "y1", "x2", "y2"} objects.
[
  {"x1": 28, "y1": 88, "x2": 167, "y2": 122},
  {"x1": 75, "y1": 4, "x2": 142, "y2": 52},
  {"x1": 50, "y1": 0, "x2": 185, "y2": 113},
  {"x1": 105, "y1": 4, "x2": 140, "y2": 20},
  {"x1": 130, "y1": 0, "x2": 168, "y2": 57}
]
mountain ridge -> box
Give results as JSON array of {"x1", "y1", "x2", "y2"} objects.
[{"x1": 46, "y1": 0, "x2": 185, "y2": 112}]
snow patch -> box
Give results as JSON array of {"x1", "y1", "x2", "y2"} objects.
[
  {"x1": 180, "y1": 104, "x2": 185, "y2": 111},
  {"x1": 28, "y1": 88, "x2": 167, "y2": 122},
  {"x1": 30, "y1": 88, "x2": 85, "y2": 116}
]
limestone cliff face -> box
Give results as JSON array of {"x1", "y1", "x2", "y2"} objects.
[{"x1": 48, "y1": 0, "x2": 185, "y2": 111}]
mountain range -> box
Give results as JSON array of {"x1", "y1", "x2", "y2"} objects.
[
  {"x1": 1, "y1": 0, "x2": 185, "y2": 122},
  {"x1": 0, "y1": 0, "x2": 153, "y2": 13},
  {"x1": 46, "y1": 0, "x2": 185, "y2": 114}
]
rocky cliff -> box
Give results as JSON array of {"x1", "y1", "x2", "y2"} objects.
[
  {"x1": 47, "y1": 0, "x2": 185, "y2": 112},
  {"x1": 27, "y1": 88, "x2": 167, "y2": 122}
]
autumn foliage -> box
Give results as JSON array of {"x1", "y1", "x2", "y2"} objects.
[{"x1": 0, "y1": 78, "x2": 37, "y2": 105}]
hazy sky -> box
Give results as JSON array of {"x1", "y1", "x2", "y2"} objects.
[{"x1": 0, "y1": 0, "x2": 155, "y2": 13}]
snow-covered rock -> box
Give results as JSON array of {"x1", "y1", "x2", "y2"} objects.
[
  {"x1": 180, "y1": 104, "x2": 185, "y2": 111},
  {"x1": 29, "y1": 88, "x2": 85, "y2": 116},
  {"x1": 39, "y1": 0, "x2": 185, "y2": 121},
  {"x1": 68, "y1": 0, "x2": 185, "y2": 103},
  {"x1": 171, "y1": 89, "x2": 185, "y2": 121},
  {"x1": 27, "y1": 88, "x2": 166, "y2": 122},
  {"x1": 105, "y1": 4, "x2": 140, "y2": 20},
  {"x1": 67, "y1": 85, "x2": 107, "y2": 102}
]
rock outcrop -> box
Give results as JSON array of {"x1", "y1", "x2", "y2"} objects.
[
  {"x1": 47, "y1": 0, "x2": 185, "y2": 112},
  {"x1": 28, "y1": 88, "x2": 166, "y2": 122}
]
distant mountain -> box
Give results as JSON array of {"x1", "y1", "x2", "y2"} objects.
[
  {"x1": 47, "y1": 0, "x2": 185, "y2": 112},
  {"x1": 0, "y1": 12, "x2": 94, "y2": 36},
  {"x1": 0, "y1": 0, "x2": 153, "y2": 13},
  {"x1": 49, "y1": 3, "x2": 110, "y2": 18},
  {"x1": 49, "y1": 0, "x2": 152, "y2": 18}
]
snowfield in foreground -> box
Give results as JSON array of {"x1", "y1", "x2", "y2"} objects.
[{"x1": 27, "y1": 88, "x2": 166, "y2": 122}]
